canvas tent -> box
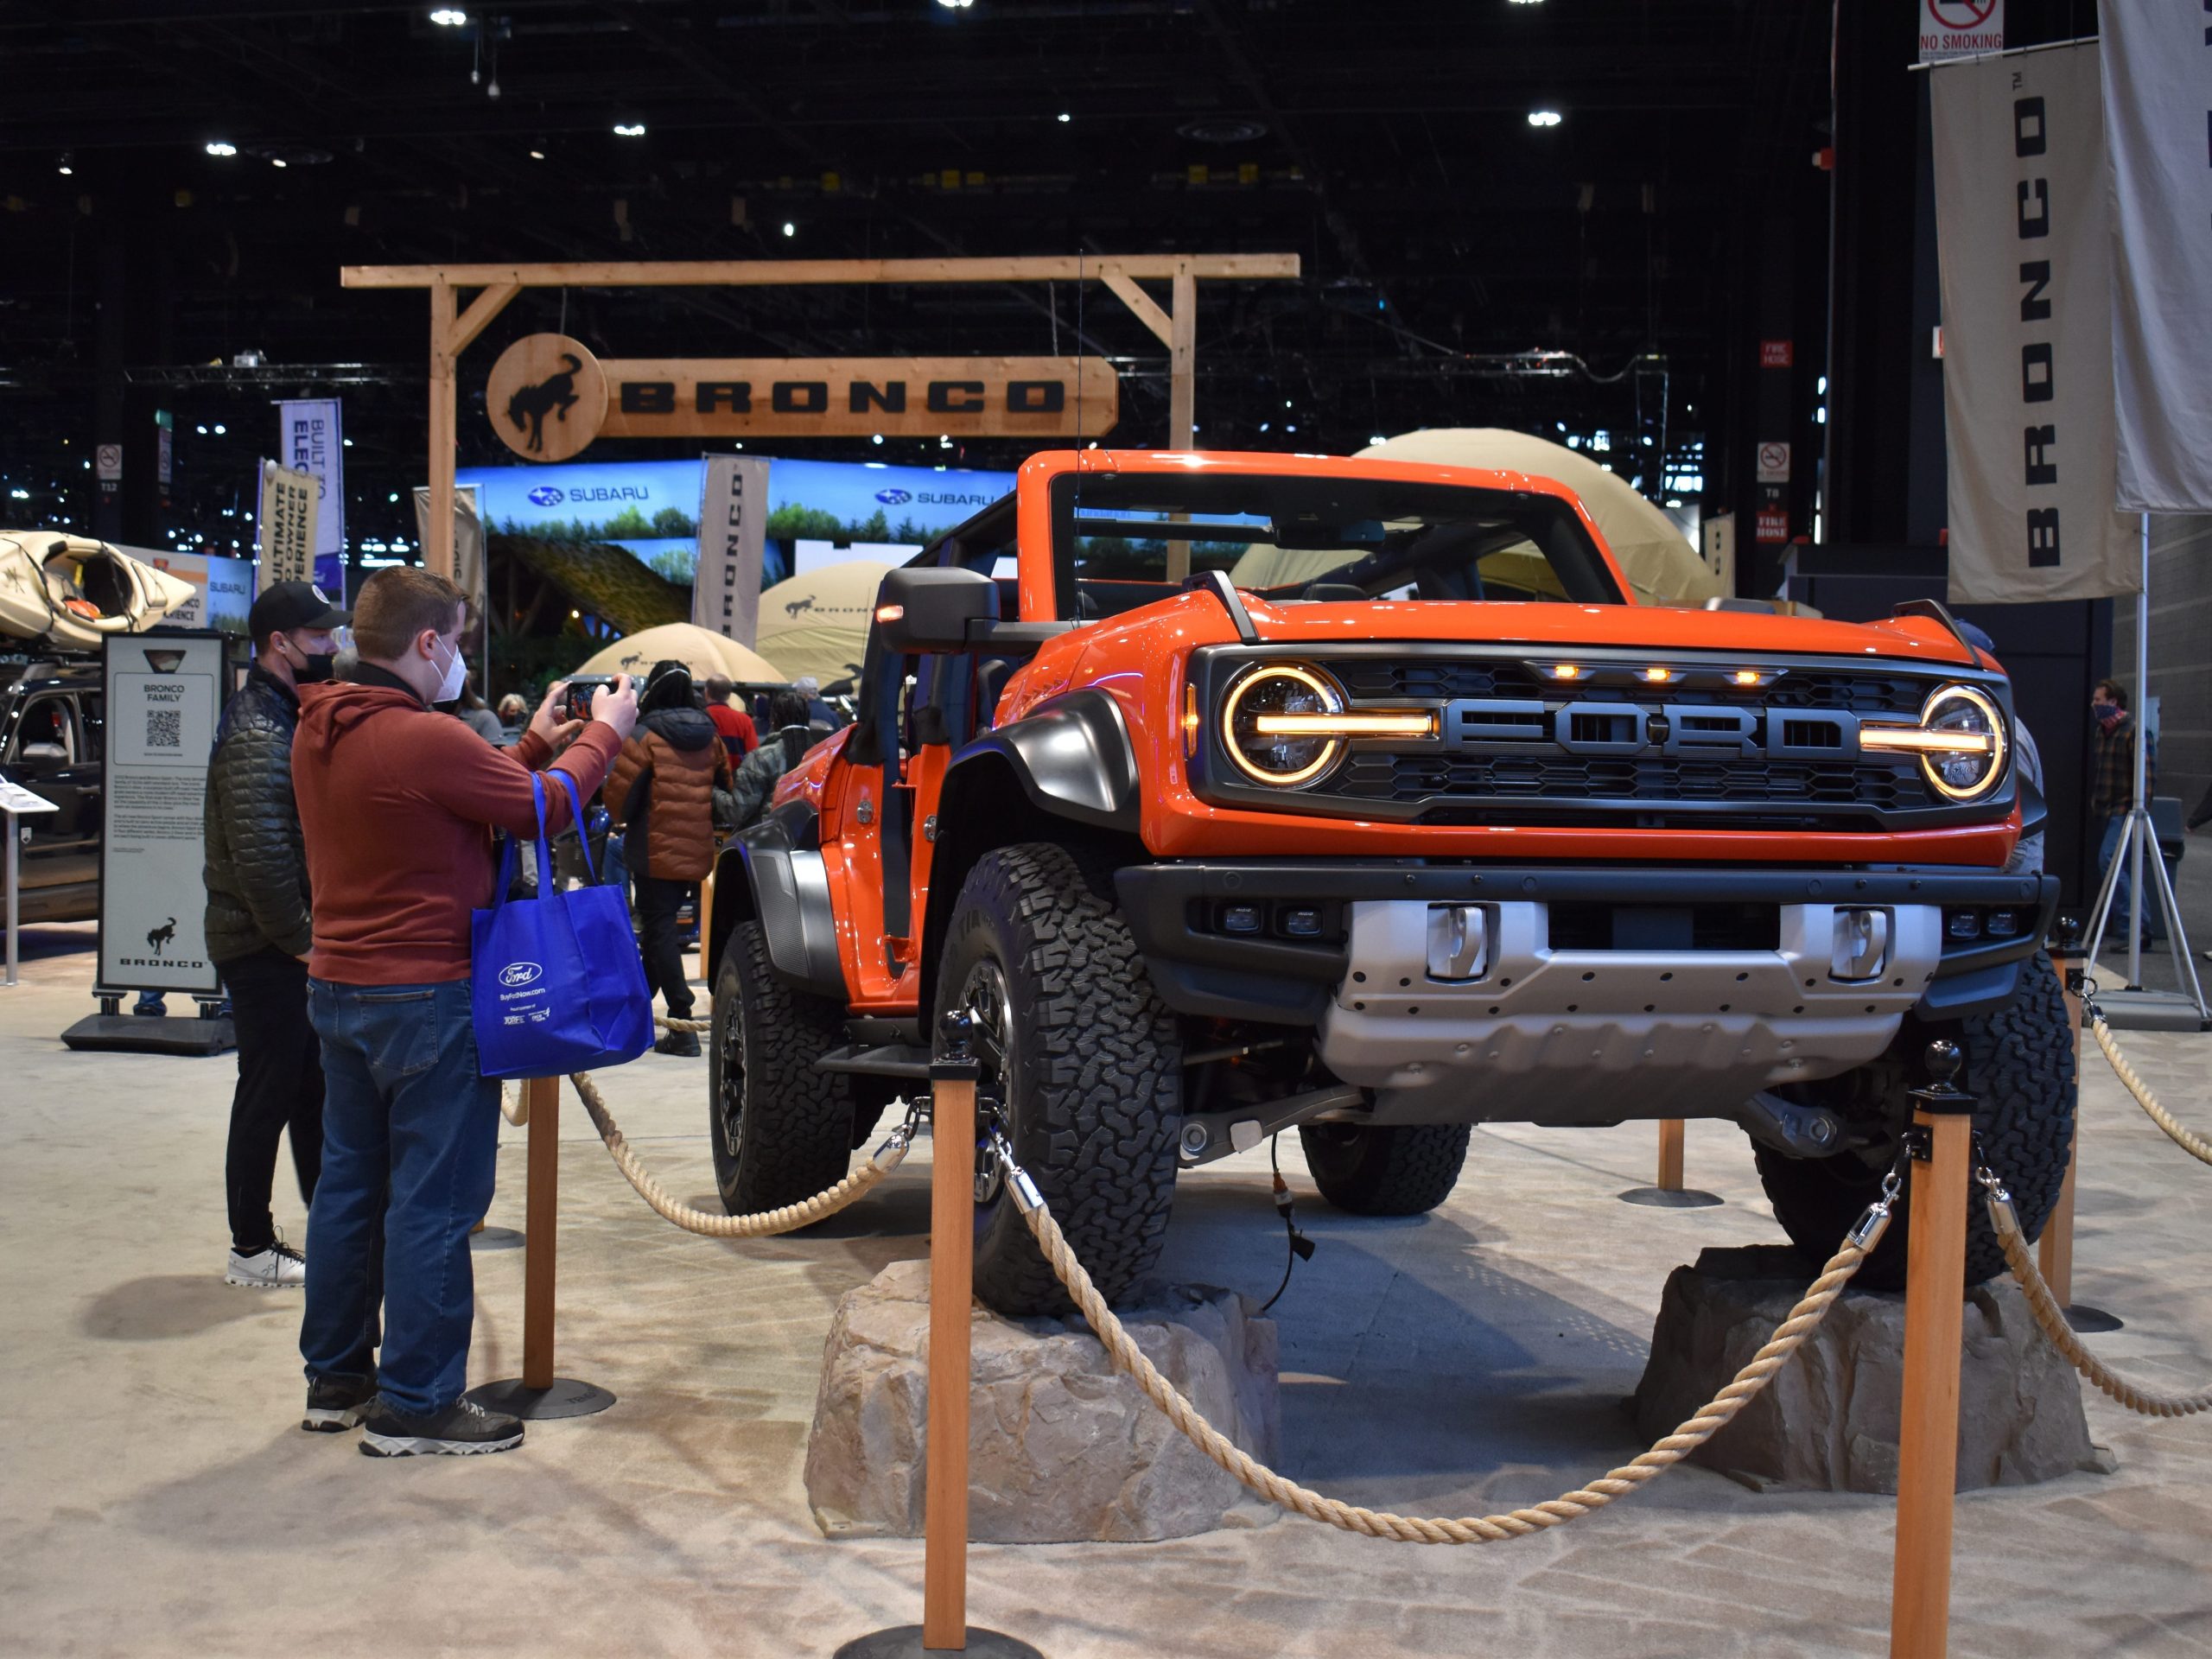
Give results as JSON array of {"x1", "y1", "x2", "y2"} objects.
[
  {"x1": 753, "y1": 559, "x2": 891, "y2": 690},
  {"x1": 575, "y1": 621, "x2": 788, "y2": 687}
]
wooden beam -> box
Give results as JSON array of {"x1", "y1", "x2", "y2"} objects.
[
  {"x1": 1101, "y1": 270, "x2": 1174, "y2": 347},
  {"x1": 1165, "y1": 263, "x2": 1199, "y2": 582},
  {"x1": 342, "y1": 253, "x2": 1301, "y2": 290},
  {"x1": 448, "y1": 280, "x2": 523, "y2": 355},
  {"x1": 426, "y1": 281, "x2": 457, "y2": 581}
]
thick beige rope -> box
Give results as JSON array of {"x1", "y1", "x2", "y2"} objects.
[
  {"x1": 567, "y1": 1070, "x2": 906, "y2": 1237},
  {"x1": 499, "y1": 1084, "x2": 527, "y2": 1128},
  {"x1": 1989, "y1": 1193, "x2": 2212, "y2": 1419},
  {"x1": 655, "y1": 1014, "x2": 711, "y2": 1035},
  {"x1": 1013, "y1": 1182, "x2": 1868, "y2": 1541},
  {"x1": 2091, "y1": 1014, "x2": 2212, "y2": 1166}
]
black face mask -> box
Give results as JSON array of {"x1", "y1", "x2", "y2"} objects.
[{"x1": 283, "y1": 637, "x2": 337, "y2": 684}]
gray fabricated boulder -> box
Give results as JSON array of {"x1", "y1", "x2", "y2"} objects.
[
  {"x1": 804, "y1": 1259, "x2": 1279, "y2": 1542},
  {"x1": 1631, "y1": 1245, "x2": 2107, "y2": 1492}
]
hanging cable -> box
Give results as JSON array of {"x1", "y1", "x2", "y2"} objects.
[{"x1": 1259, "y1": 1134, "x2": 1315, "y2": 1314}]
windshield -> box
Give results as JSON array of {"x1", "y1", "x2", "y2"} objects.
[{"x1": 1048, "y1": 469, "x2": 1623, "y2": 621}]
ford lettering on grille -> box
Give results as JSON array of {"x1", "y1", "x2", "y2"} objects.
[{"x1": 1440, "y1": 699, "x2": 1861, "y2": 760}]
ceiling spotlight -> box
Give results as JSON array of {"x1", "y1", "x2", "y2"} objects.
[
  {"x1": 213, "y1": 423, "x2": 226, "y2": 435},
  {"x1": 782, "y1": 220, "x2": 796, "y2": 237},
  {"x1": 1369, "y1": 434, "x2": 1387, "y2": 445},
  {"x1": 1528, "y1": 109, "x2": 1563, "y2": 127},
  {"x1": 529, "y1": 149, "x2": 546, "y2": 160},
  {"x1": 429, "y1": 8, "x2": 468, "y2": 23},
  {"x1": 935, "y1": 0, "x2": 975, "y2": 9},
  {"x1": 871, "y1": 434, "x2": 885, "y2": 445},
  {"x1": 1057, "y1": 112, "x2": 1071, "y2": 124},
  {"x1": 58, "y1": 155, "x2": 73, "y2": 176},
  {"x1": 206, "y1": 140, "x2": 238, "y2": 157},
  {"x1": 613, "y1": 123, "x2": 646, "y2": 137},
  {"x1": 271, "y1": 157, "x2": 288, "y2": 168}
]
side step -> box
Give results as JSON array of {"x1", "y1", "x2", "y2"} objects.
[{"x1": 813, "y1": 1042, "x2": 933, "y2": 1079}]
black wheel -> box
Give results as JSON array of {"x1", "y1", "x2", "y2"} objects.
[
  {"x1": 1755, "y1": 950, "x2": 2076, "y2": 1290},
  {"x1": 708, "y1": 920, "x2": 857, "y2": 1217},
  {"x1": 1298, "y1": 1122, "x2": 1470, "y2": 1215},
  {"x1": 936, "y1": 842, "x2": 1182, "y2": 1317}
]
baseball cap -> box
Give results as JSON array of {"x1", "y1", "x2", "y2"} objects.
[{"x1": 248, "y1": 580, "x2": 350, "y2": 641}]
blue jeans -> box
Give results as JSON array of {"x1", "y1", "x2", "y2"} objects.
[{"x1": 302, "y1": 977, "x2": 500, "y2": 1416}]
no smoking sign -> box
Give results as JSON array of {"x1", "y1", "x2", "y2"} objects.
[{"x1": 1756, "y1": 442, "x2": 1791, "y2": 484}]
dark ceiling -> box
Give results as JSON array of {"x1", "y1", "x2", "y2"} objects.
[{"x1": 0, "y1": 0, "x2": 1835, "y2": 553}]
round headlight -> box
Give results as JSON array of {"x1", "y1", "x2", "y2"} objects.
[
  {"x1": 1222, "y1": 664, "x2": 1345, "y2": 786},
  {"x1": 1920, "y1": 683, "x2": 2008, "y2": 801}
]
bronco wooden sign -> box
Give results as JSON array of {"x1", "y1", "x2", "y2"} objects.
[{"x1": 485, "y1": 333, "x2": 1117, "y2": 461}]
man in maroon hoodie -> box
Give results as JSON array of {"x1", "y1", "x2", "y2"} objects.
[{"x1": 291, "y1": 567, "x2": 637, "y2": 1456}]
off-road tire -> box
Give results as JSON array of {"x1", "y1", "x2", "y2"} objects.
[
  {"x1": 937, "y1": 842, "x2": 1182, "y2": 1317},
  {"x1": 709, "y1": 920, "x2": 857, "y2": 1217},
  {"x1": 1298, "y1": 1123, "x2": 1471, "y2": 1216},
  {"x1": 1755, "y1": 950, "x2": 2076, "y2": 1290}
]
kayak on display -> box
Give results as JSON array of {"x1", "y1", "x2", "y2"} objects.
[{"x1": 0, "y1": 531, "x2": 199, "y2": 650}]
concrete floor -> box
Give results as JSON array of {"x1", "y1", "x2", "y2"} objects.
[{"x1": 3, "y1": 917, "x2": 2211, "y2": 1659}]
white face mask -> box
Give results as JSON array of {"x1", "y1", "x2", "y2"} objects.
[{"x1": 430, "y1": 635, "x2": 468, "y2": 704}]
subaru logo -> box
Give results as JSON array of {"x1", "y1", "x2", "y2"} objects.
[
  {"x1": 498, "y1": 961, "x2": 543, "y2": 988},
  {"x1": 527, "y1": 486, "x2": 565, "y2": 507},
  {"x1": 874, "y1": 487, "x2": 912, "y2": 505}
]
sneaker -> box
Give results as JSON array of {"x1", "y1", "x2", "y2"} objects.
[
  {"x1": 653, "y1": 1027, "x2": 701, "y2": 1058},
  {"x1": 226, "y1": 1236, "x2": 307, "y2": 1288},
  {"x1": 360, "y1": 1397, "x2": 524, "y2": 1459},
  {"x1": 302, "y1": 1373, "x2": 378, "y2": 1433}
]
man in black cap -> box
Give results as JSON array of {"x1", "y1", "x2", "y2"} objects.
[{"x1": 205, "y1": 580, "x2": 348, "y2": 1289}]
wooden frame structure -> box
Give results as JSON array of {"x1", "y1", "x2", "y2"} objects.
[{"x1": 340, "y1": 254, "x2": 1302, "y2": 581}]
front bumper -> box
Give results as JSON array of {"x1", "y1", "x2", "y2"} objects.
[{"x1": 1116, "y1": 861, "x2": 2056, "y2": 1030}]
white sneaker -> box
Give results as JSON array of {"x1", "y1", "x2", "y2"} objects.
[{"x1": 226, "y1": 1236, "x2": 306, "y2": 1288}]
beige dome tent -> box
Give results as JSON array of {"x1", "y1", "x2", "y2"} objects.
[
  {"x1": 575, "y1": 621, "x2": 788, "y2": 687},
  {"x1": 1355, "y1": 429, "x2": 1719, "y2": 607},
  {"x1": 0, "y1": 531, "x2": 199, "y2": 650},
  {"x1": 753, "y1": 559, "x2": 892, "y2": 690}
]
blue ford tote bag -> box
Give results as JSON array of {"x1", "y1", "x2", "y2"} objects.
[{"x1": 471, "y1": 771, "x2": 654, "y2": 1079}]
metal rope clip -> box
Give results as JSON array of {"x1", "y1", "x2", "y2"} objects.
[
  {"x1": 1971, "y1": 1138, "x2": 2018, "y2": 1238},
  {"x1": 983, "y1": 1127, "x2": 1046, "y2": 1216},
  {"x1": 1847, "y1": 1160, "x2": 1904, "y2": 1253},
  {"x1": 874, "y1": 1096, "x2": 928, "y2": 1172}
]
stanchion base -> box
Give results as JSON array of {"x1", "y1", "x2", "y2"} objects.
[
  {"x1": 468, "y1": 1225, "x2": 524, "y2": 1252},
  {"x1": 463, "y1": 1377, "x2": 616, "y2": 1420},
  {"x1": 834, "y1": 1627, "x2": 1044, "y2": 1658},
  {"x1": 1618, "y1": 1185, "x2": 1723, "y2": 1208},
  {"x1": 2063, "y1": 1304, "x2": 2125, "y2": 1334}
]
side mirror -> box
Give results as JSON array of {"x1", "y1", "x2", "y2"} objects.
[{"x1": 875, "y1": 566, "x2": 997, "y2": 654}]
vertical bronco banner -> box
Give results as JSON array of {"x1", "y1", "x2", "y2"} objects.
[
  {"x1": 1930, "y1": 41, "x2": 2136, "y2": 602},
  {"x1": 2099, "y1": 0, "x2": 2212, "y2": 513},
  {"x1": 694, "y1": 454, "x2": 772, "y2": 649}
]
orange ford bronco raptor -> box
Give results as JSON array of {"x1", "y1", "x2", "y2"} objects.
[{"x1": 704, "y1": 449, "x2": 2066, "y2": 1314}]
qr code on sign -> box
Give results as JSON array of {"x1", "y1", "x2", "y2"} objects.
[{"x1": 145, "y1": 709, "x2": 182, "y2": 750}]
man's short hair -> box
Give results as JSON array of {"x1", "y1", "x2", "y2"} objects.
[
  {"x1": 353, "y1": 568, "x2": 464, "y2": 661},
  {"x1": 704, "y1": 675, "x2": 734, "y2": 701},
  {"x1": 2096, "y1": 678, "x2": 2130, "y2": 710},
  {"x1": 770, "y1": 689, "x2": 810, "y2": 728}
]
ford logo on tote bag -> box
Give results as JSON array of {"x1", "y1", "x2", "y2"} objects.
[{"x1": 471, "y1": 771, "x2": 653, "y2": 1079}]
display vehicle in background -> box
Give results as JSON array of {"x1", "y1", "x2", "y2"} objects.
[
  {"x1": 702, "y1": 450, "x2": 2067, "y2": 1314},
  {"x1": 0, "y1": 653, "x2": 105, "y2": 924}
]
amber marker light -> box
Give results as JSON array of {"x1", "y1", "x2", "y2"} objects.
[
  {"x1": 1643, "y1": 666, "x2": 1674, "y2": 683},
  {"x1": 1182, "y1": 683, "x2": 1201, "y2": 758},
  {"x1": 1732, "y1": 669, "x2": 1761, "y2": 685},
  {"x1": 1550, "y1": 663, "x2": 1581, "y2": 680},
  {"x1": 874, "y1": 604, "x2": 904, "y2": 624}
]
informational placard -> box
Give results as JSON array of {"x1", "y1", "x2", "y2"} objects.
[
  {"x1": 694, "y1": 455, "x2": 772, "y2": 647},
  {"x1": 97, "y1": 632, "x2": 225, "y2": 996},
  {"x1": 1918, "y1": 0, "x2": 2002, "y2": 63},
  {"x1": 276, "y1": 399, "x2": 345, "y2": 568},
  {"x1": 257, "y1": 460, "x2": 318, "y2": 590}
]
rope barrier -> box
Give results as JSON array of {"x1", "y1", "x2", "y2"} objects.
[
  {"x1": 2089, "y1": 1014, "x2": 2212, "y2": 1166},
  {"x1": 994, "y1": 1130, "x2": 1878, "y2": 1542},
  {"x1": 655, "y1": 1014, "x2": 711, "y2": 1036},
  {"x1": 566, "y1": 1070, "x2": 912, "y2": 1238},
  {"x1": 1982, "y1": 1170, "x2": 2212, "y2": 1419},
  {"x1": 499, "y1": 1083, "x2": 527, "y2": 1127}
]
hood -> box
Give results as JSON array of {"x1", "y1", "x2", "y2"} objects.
[
  {"x1": 643, "y1": 705, "x2": 717, "y2": 751},
  {"x1": 296, "y1": 679, "x2": 421, "y2": 753}
]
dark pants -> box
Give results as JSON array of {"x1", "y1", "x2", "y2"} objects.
[
  {"x1": 634, "y1": 874, "x2": 696, "y2": 1018},
  {"x1": 301, "y1": 977, "x2": 499, "y2": 1416},
  {"x1": 219, "y1": 947, "x2": 323, "y2": 1255}
]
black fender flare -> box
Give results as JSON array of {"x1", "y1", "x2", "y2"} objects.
[
  {"x1": 943, "y1": 686, "x2": 1140, "y2": 834},
  {"x1": 707, "y1": 804, "x2": 845, "y2": 1000}
]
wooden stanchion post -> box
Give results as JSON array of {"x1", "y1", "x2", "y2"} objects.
[
  {"x1": 2037, "y1": 955, "x2": 2121, "y2": 1332},
  {"x1": 1656, "y1": 1118, "x2": 1686, "y2": 1191},
  {"x1": 1889, "y1": 1040, "x2": 1974, "y2": 1659},
  {"x1": 464, "y1": 1073, "x2": 616, "y2": 1421}
]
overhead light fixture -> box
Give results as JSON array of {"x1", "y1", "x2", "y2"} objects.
[
  {"x1": 271, "y1": 157, "x2": 288, "y2": 168},
  {"x1": 430, "y1": 8, "x2": 468, "y2": 23},
  {"x1": 613, "y1": 123, "x2": 646, "y2": 137},
  {"x1": 57, "y1": 155, "x2": 73, "y2": 176},
  {"x1": 1528, "y1": 109, "x2": 1563, "y2": 127},
  {"x1": 214, "y1": 424, "x2": 226, "y2": 435},
  {"x1": 529, "y1": 149, "x2": 546, "y2": 160},
  {"x1": 935, "y1": 0, "x2": 975, "y2": 9},
  {"x1": 1369, "y1": 434, "x2": 1386, "y2": 445},
  {"x1": 206, "y1": 140, "x2": 238, "y2": 157},
  {"x1": 1057, "y1": 111, "x2": 1071, "y2": 124},
  {"x1": 782, "y1": 220, "x2": 796, "y2": 237}
]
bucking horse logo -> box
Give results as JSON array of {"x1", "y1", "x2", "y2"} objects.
[
  {"x1": 146, "y1": 916, "x2": 177, "y2": 957},
  {"x1": 505, "y1": 354, "x2": 583, "y2": 454}
]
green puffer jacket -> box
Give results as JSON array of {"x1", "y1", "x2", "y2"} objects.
[{"x1": 202, "y1": 668, "x2": 313, "y2": 964}]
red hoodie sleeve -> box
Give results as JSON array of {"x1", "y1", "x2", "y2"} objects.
[{"x1": 412, "y1": 717, "x2": 625, "y2": 838}]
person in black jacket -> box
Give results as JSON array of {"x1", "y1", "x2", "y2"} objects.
[
  {"x1": 203, "y1": 582, "x2": 347, "y2": 1288},
  {"x1": 724, "y1": 689, "x2": 817, "y2": 831}
]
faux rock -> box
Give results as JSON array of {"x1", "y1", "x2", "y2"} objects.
[
  {"x1": 804, "y1": 1258, "x2": 1279, "y2": 1543},
  {"x1": 1630, "y1": 1244, "x2": 2104, "y2": 1493}
]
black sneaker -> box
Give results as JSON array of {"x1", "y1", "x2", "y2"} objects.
[
  {"x1": 653, "y1": 1027, "x2": 701, "y2": 1058},
  {"x1": 302, "y1": 1372, "x2": 378, "y2": 1433},
  {"x1": 359, "y1": 1397, "x2": 524, "y2": 1458}
]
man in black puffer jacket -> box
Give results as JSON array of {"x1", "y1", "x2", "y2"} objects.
[
  {"x1": 723, "y1": 689, "x2": 817, "y2": 832},
  {"x1": 203, "y1": 582, "x2": 347, "y2": 1289}
]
